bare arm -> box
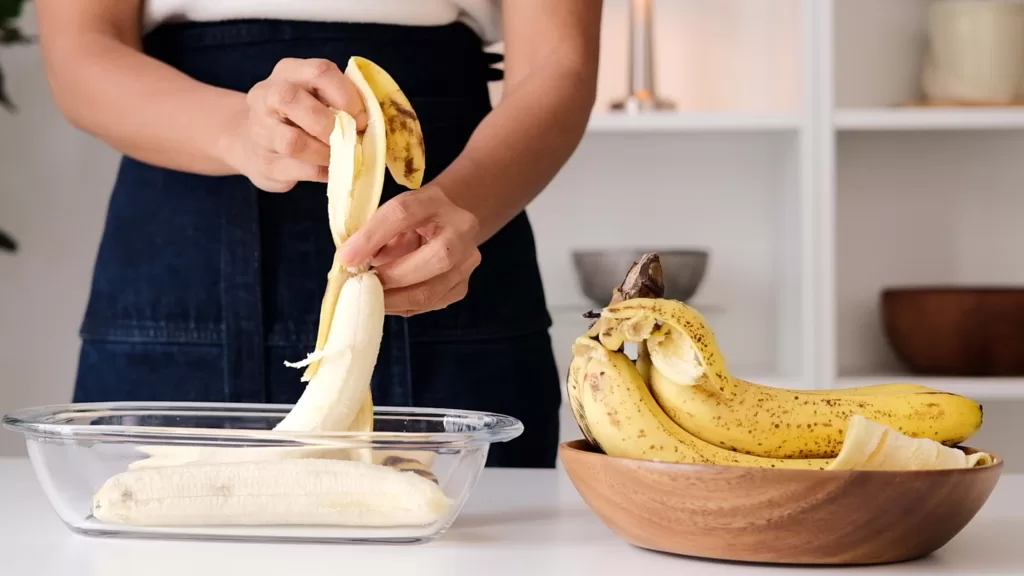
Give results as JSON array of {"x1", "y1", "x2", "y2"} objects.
[
  {"x1": 432, "y1": 0, "x2": 602, "y2": 243},
  {"x1": 35, "y1": 0, "x2": 244, "y2": 175},
  {"x1": 35, "y1": 0, "x2": 365, "y2": 189}
]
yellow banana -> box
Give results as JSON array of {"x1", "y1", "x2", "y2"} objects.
[
  {"x1": 569, "y1": 336, "x2": 829, "y2": 469},
  {"x1": 793, "y1": 382, "x2": 943, "y2": 396},
  {"x1": 567, "y1": 334, "x2": 992, "y2": 471},
  {"x1": 567, "y1": 252, "x2": 992, "y2": 472},
  {"x1": 594, "y1": 298, "x2": 983, "y2": 459}
]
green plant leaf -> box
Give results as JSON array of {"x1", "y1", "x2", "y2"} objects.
[
  {"x1": 0, "y1": 63, "x2": 14, "y2": 112},
  {"x1": 0, "y1": 229, "x2": 17, "y2": 252},
  {"x1": 0, "y1": 23, "x2": 30, "y2": 44},
  {"x1": 0, "y1": 0, "x2": 26, "y2": 22}
]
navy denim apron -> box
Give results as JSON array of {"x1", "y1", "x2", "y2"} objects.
[{"x1": 72, "y1": 19, "x2": 562, "y2": 468}]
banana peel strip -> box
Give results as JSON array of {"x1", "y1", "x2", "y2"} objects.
[{"x1": 829, "y1": 415, "x2": 993, "y2": 470}]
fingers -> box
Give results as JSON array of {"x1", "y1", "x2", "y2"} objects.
[
  {"x1": 249, "y1": 154, "x2": 330, "y2": 192},
  {"x1": 384, "y1": 250, "x2": 480, "y2": 315},
  {"x1": 258, "y1": 81, "x2": 339, "y2": 146},
  {"x1": 371, "y1": 231, "x2": 422, "y2": 267},
  {"x1": 251, "y1": 116, "x2": 331, "y2": 166},
  {"x1": 338, "y1": 191, "x2": 438, "y2": 267},
  {"x1": 374, "y1": 227, "x2": 471, "y2": 290},
  {"x1": 270, "y1": 58, "x2": 367, "y2": 131},
  {"x1": 241, "y1": 57, "x2": 365, "y2": 191},
  {"x1": 261, "y1": 155, "x2": 330, "y2": 184}
]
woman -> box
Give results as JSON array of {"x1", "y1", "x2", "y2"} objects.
[{"x1": 35, "y1": 0, "x2": 601, "y2": 468}]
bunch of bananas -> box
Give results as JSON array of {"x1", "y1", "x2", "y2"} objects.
[{"x1": 567, "y1": 254, "x2": 993, "y2": 471}]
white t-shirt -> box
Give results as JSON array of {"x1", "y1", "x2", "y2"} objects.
[{"x1": 143, "y1": 0, "x2": 503, "y2": 43}]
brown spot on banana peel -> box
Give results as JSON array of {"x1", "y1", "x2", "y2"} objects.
[{"x1": 382, "y1": 100, "x2": 424, "y2": 183}]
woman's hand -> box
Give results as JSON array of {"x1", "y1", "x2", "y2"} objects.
[
  {"x1": 224, "y1": 58, "x2": 367, "y2": 192},
  {"x1": 339, "y1": 187, "x2": 482, "y2": 316}
]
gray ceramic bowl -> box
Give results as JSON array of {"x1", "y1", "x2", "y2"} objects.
[{"x1": 572, "y1": 249, "x2": 709, "y2": 307}]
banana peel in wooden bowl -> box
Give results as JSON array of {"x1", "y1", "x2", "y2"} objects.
[{"x1": 559, "y1": 253, "x2": 1003, "y2": 565}]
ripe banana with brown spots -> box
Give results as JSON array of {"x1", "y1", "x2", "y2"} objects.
[
  {"x1": 566, "y1": 252, "x2": 993, "y2": 471},
  {"x1": 567, "y1": 335, "x2": 991, "y2": 470},
  {"x1": 601, "y1": 297, "x2": 984, "y2": 459}
]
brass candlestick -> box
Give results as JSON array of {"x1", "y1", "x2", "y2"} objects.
[{"x1": 611, "y1": 0, "x2": 675, "y2": 113}]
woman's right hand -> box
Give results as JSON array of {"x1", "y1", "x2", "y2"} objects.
[{"x1": 223, "y1": 58, "x2": 367, "y2": 192}]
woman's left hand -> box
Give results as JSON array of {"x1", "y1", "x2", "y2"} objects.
[{"x1": 338, "y1": 186, "x2": 481, "y2": 316}]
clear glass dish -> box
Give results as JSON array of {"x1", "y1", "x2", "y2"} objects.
[{"x1": 2, "y1": 402, "x2": 523, "y2": 544}]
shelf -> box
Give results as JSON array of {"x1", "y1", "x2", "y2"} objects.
[
  {"x1": 835, "y1": 107, "x2": 1024, "y2": 132},
  {"x1": 837, "y1": 376, "x2": 1024, "y2": 400},
  {"x1": 550, "y1": 303, "x2": 725, "y2": 316},
  {"x1": 585, "y1": 112, "x2": 800, "y2": 134}
]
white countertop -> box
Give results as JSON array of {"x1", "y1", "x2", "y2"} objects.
[{"x1": 3, "y1": 457, "x2": 1023, "y2": 575}]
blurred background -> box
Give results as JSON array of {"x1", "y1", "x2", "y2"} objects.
[{"x1": 2, "y1": 0, "x2": 1023, "y2": 466}]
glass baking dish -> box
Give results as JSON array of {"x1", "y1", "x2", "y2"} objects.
[{"x1": 2, "y1": 402, "x2": 523, "y2": 544}]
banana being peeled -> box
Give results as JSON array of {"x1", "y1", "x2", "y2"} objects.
[
  {"x1": 93, "y1": 459, "x2": 449, "y2": 527},
  {"x1": 111, "y1": 58, "x2": 439, "y2": 523},
  {"x1": 568, "y1": 252, "x2": 993, "y2": 472}
]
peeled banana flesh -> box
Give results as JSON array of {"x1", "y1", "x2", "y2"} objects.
[
  {"x1": 93, "y1": 459, "x2": 449, "y2": 527},
  {"x1": 99, "y1": 57, "x2": 442, "y2": 527},
  {"x1": 567, "y1": 252, "x2": 995, "y2": 473}
]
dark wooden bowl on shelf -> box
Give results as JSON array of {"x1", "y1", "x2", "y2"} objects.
[
  {"x1": 559, "y1": 439, "x2": 1002, "y2": 566},
  {"x1": 881, "y1": 287, "x2": 1024, "y2": 376}
]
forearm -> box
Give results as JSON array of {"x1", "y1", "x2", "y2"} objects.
[
  {"x1": 431, "y1": 63, "x2": 596, "y2": 244},
  {"x1": 43, "y1": 33, "x2": 245, "y2": 175}
]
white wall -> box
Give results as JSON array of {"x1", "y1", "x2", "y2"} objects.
[{"x1": 0, "y1": 7, "x2": 122, "y2": 456}]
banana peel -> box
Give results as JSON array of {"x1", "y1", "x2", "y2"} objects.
[{"x1": 830, "y1": 415, "x2": 992, "y2": 470}]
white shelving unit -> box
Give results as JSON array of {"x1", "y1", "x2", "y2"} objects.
[
  {"x1": 834, "y1": 108, "x2": 1024, "y2": 131},
  {"x1": 529, "y1": 0, "x2": 1024, "y2": 403},
  {"x1": 586, "y1": 112, "x2": 800, "y2": 133}
]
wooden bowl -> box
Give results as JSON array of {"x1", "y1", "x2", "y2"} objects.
[
  {"x1": 559, "y1": 439, "x2": 1003, "y2": 565},
  {"x1": 881, "y1": 287, "x2": 1024, "y2": 376}
]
